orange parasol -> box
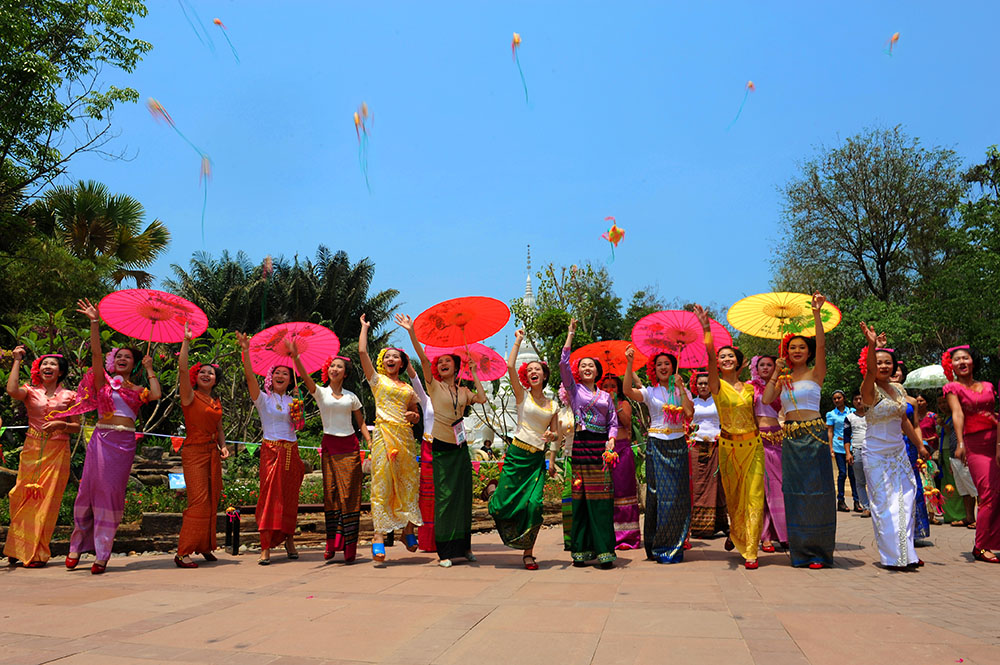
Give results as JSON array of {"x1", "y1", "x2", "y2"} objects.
[
  {"x1": 727, "y1": 292, "x2": 841, "y2": 339},
  {"x1": 570, "y1": 341, "x2": 647, "y2": 377},
  {"x1": 414, "y1": 297, "x2": 510, "y2": 347}
]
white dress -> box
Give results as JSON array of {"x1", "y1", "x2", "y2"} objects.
[{"x1": 863, "y1": 383, "x2": 919, "y2": 567}]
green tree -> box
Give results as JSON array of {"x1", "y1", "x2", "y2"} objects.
[
  {"x1": 22, "y1": 180, "x2": 170, "y2": 287},
  {"x1": 773, "y1": 125, "x2": 965, "y2": 302},
  {"x1": 0, "y1": 1, "x2": 151, "y2": 202}
]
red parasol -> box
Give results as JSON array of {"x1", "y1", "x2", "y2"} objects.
[
  {"x1": 631, "y1": 310, "x2": 733, "y2": 369},
  {"x1": 98, "y1": 289, "x2": 208, "y2": 346},
  {"x1": 425, "y1": 343, "x2": 508, "y2": 382},
  {"x1": 570, "y1": 341, "x2": 647, "y2": 377},
  {"x1": 247, "y1": 322, "x2": 339, "y2": 375},
  {"x1": 414, "y1": 297, "x2": 510, "y2": 346}
]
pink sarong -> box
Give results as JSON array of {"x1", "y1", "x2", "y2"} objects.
[
  {"x1": 69, "y1": 427, "x2": 136, "y2": 560},
  {"x1": 760, "y1": 425, "x2": 787, "y2": 543}
]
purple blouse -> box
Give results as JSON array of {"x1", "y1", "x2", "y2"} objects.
[{"x1": 560, "y1": 347, "x2": 619, "y2": 438}]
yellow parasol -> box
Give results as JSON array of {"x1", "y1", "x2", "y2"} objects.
[{"x1": 727, "y1": 292, "x2": 841, "y2": 339}]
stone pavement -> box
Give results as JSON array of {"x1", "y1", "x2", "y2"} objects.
[{"x1": 1, "y1": 510, "x2": 998, "y2": 665}]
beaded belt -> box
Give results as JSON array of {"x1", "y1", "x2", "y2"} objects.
[
  {"x1": 26, "y1": 427, "x2": 68, "y2": 441},
  {"x1": 720, "y1": 429, "x2": 758, "y2": 443},
  {"x1": 760, "y1": 429, "x2": 784, "y2": 445},
  {"x1": 649, "y1": 426, "x2": 684, "y2": 436},
  {"x1": 96, "y1": 423, "x2": 136, "y2": 432},
  {"x1": 509, "y1": 437, "x2": 544, "y2": 454},
  {"x1": 263, "y1": 439, "x2": 297, "y2": 470},
  {"x1": 782, "y1": 417, "x2": 827, "y2": 444}
]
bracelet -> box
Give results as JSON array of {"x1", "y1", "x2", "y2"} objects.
[
  {"x1": 148, "y1": 375, "x2": 157, "y2": 380},
  {"x1": 703, "y1": 331, "x2": 712, "y2": 345}
]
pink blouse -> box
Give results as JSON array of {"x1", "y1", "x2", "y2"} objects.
[
  {"x1": 943, "y1": 381, "x2": 996, "y2": 435},
  {"x1": 21, "y1": 385, "x2": 77, "y2": 440}
]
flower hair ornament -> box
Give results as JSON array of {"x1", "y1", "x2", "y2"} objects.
[
  {"x1": 321, "y1": 356, "x2": 351, "y2": 384},
  {"x1": 264, "y1": 364, "x2": 292, "y2": 393},
  {"x1": 104, "y1": 348, "x2": 119, "y2": 373},
  {"x1": 778, "y1": 333, "x2": 795, "y2": 360},
  {"x1": 941, "y1": 345, "x2": 970, "y2": 382},
  {"x1": 29, "y1": 354, "x2": 63, "y2": 387},
  {"x1": 645, "y1": 353, "x2": 679, "y2": 388},
  {"x1": 688, "y1": 370, "x2": 705, "y2": 395},
  {"x1": 858, "y1": 346, "x2": 896, "y2": 377},
  {"x1": 570, "y1": 357, "x2": 603, "y2": 384},
  {"x1": 749, "y1": 355, "x2": 777, "y2": 389},
  {"x1": 518, "y1": 361, "x2": 548, "y2": 389},
  {"x1": 430, "y1": 353, "x2": 462, "y2": 382}
]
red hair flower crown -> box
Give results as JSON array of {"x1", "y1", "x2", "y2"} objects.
[
  {"x1": 688, "y1": 370, "x2": 706, "y2": 395},
  {"x1": 29, "y1": 354, "x2": 63, "y2": 387},
  {"x1": 858, "y1": 347, "x2": 896, "y2": 377},
  {"x1": 941, "y1": 345, "x2": 969, "y2": 382},
  {"x1": 517, "y1": 361, "x2": 548, "y2": 389},
  {"x1": 778, "y1": 333, "x2": 796, "y2": 360},
  {"x1": 189, "y1": 361, "x2": 220, "y2": 386},
  {"x1": 321, "y1": 356, "x2": 351, "y2": 384}
]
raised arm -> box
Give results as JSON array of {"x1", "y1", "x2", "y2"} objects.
[
  {"x1": 142, "y1": 354, "x2": 161, "y2": 401},
  {"x1": 858, "y1": 322, "x2": 881, "y2": 408},
  {"x1": 407, "y1": 361, "x2": 431, "y2": 413},
  {"x1": 287, "y1": 340, "x2": 317, "y2": 396},
  {"x1": 467, "y1": 354, "x2": 487, "y2": 405},
  {"x1": 762, "y1": 357, "x2": 783, "y2": 404},
  {"x1": 693, "y1": 304, "x2": 720, "y2": 395},
  {"x1": 395, "y1": 314, "x2": 432, "y2": 384},
  {"x1": 76, "y1": 298, "x2": 105, "y2": 391},
  {"x1": 622, "y1": 345, "x2": 643, "y2": 402},
  {"x1": 235, "y1": 331, "x2": 260, "y2": 402},
  {"x1": 6, "y1": 345, "x2": 28, "y2": 401},
  {"x1": 506, "y1": 329, "x2": 525, "y2": 404},
  {"x1": 179, "y1": 324, "x2": 194, "y2": 407},
  {"x1": 812, "y1": 292, "x2": 827, "y2": 383},
  {"x1": 559, "y1": 318, "x2": 577, "y2": 395},
  {"x1": 358, "y1": 314, "x2": 375, "y2": 381}
]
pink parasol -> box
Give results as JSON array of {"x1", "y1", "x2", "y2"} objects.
[
  {"x1": 248, "y1": 322, "x2": 339, "y2": 375},
  {"x1": 414, "y1": 297, "x2": 510, "y2": 346},
  {"x1": 98, "y1": 289, "x2": 208, "y2": 345},
  {"x1": 425, "y1": 343, "x2": 508, "y2": 382},
  {"x1": 570, "y1": 341, "x2": 647, "y2": 377},
  {"x1": 631, "y1": 310, "x2": 733, "y2": 369}
]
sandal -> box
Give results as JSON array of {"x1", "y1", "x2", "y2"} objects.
[
  {"x1": 761, "y1": 542, "x2": 776, "y2": 553},
  {"x1": 973, "y1": 548, "x2": 1000, "y2": 564},
  {"x1": 91, "y1": 562, "x2": 107, "y2": 575},
  {"x1": 257, "y1": 557, "x2": 270, "y2": 566},
  {"x1": 284, "y1": 544, "x2": 299, "y2": 560},
  {"x1": 966, "y1": 521, "x2": 977, "y2": 529},
  {"x1": 522, "y1": 555, "x2": 539, "y2": 571},
  {"x1": 438, "y1": 558, "x2": 453, "y2": 568},
  {"x1": 403, "y1": 533, "x2": 418, "y2": 553},
  {"x1": 65, "y1": 555, "x2": 80, "y2": 570},
  {"x1": 744, "y1": 559, "x2": 758, "y2": 570},
  {"x1": 372, "y1": 543, "x2": 386, "y2": 564}
]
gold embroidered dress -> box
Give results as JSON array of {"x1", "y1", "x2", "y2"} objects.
[
  {"x1": 367, "y1": 373, "x2": 422, "y2": 533},
  {"x1": 715, "y1": 380, "x2": 765, "y2": 561}
]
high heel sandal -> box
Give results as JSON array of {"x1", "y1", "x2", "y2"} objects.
[
  {"x1": 403, "y1": 533, "x2": 418, "y2": 552},
  {"x1": 174, "y1": 555, "x2": 199, "y2": 569},
  {"x1": 372, "y1": 543, "x2": 386, "y2": 564}
]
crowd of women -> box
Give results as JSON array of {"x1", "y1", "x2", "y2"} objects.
[{"x1": 2, "y1": 295, "x2": 998, "y2": 573}]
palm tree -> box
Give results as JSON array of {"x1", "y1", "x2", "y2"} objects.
[{"x1": 25, "y1": 180, "x2": 170, "y2": 287}]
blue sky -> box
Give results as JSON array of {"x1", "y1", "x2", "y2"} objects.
[{"x1": 68, "y1": 1, "x2": 1000, "y2": 348}]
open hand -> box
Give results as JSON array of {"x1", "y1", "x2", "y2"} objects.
[{"x1": 76, "y1": 298, "x2": 98, "y2": 322}]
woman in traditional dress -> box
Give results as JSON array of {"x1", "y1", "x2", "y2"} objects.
[
  {"x1": 915, "y1": 392, "x2": 942, "y2": 524},
  {"x1": 688, "y1": 372, "x2": 728, "y2": 538},
  {"x1": 488, "y1": 329, "x2": 559, "y2": 569},
  {"x1": 943, "y1": 345, "x2": 1000, "y2": 564},
  {"x1": 762, "y1": 293, "x2": 834, "y2": 569},
  {"x1": 289, "y1": 342, "x2": 369, "y2": 563},
  {"x1": 66, "y1": 299, "x2": 160, "y2": 574},
  {"x1": 559, "y1": 318, "x2": 619, "y2": 568},
  {"x1": 857, "y1": 323, "x2": 924, "y2": 569},
  {"x1": 397, "y1": 314, "x2": 486, "y2": 567},
  {"x1": 236, "y1": 332, "x2": 304, "y2": 565},
  {"x1": 936, "y1": 393, "x2": 978, "y2": 527},
  {"x1": 555, "y1": 395, "x2": 576, "y2": 551},
  {"x1": 4, "y1": 346, "x2": 78, "y2": 567},
  {"x1": 751, "y1": 355, "x2": 787, "y2": 553},
  {"x1": 623, "y1": 346, "x2": 693, "y2": 563},
  {"x1": 695, "y1": 305, "x2": 765, "y2": 569},
  {"x1": 175, "y1": 324, "x2": 228, "y2": 568},
  {"x1": 600, "y1": 373, "x2": 641, "y2": 550},
  {"x1": 358, "y1": 314, "x2": 422, "y2": 564}
]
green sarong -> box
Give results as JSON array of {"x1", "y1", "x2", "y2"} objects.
[
  {"x1": 488, "y1": 439, "x2": 546, "y2": 549},
  {"x1": 432, "y1": 440, "x2": 472, "y2": 560}
]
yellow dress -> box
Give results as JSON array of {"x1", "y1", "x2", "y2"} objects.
[
  {"x1": 714, "y1": 380, "x2": 765, "y2": 561},
  {"x1": 367, "y1": 373, "x2": 422, "y2": 533}
]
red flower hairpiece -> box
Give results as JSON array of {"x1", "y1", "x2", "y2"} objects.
[
  {"x1": 570, "y1": 358, "x2": 582, "y2": 383},
  {"x1": 321, "y1": 356, "x2": 351, "y2": 384},
  {"x1": 29, "y1": 354, "x2": 63, "y2": 387},
  {"x1": 940, "y1": 345, "x2": 969, "y2": 382},
  {"x1": 189, "y1": 362, "x2": 220, "y2": 386},
  {"x1": 857, "y1": 347, "x2": 868, "y2": 377},
  {"x1": 430, "y1": 354, "x2": 460, "y2": 382},
  {"x1": 779, "y1": 333, "x2": 795, "y2": 360},
  {"x1": 688, "y1": 370, "x2": 706, "y2": 395},
  {"x1": 645, "y1": 354, "x2": 670, "y2": 387},
  {"x1": 517, "y1": 361, "x2": 548, "y2": 389}
]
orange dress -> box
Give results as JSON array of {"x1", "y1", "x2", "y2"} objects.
[
  {"x1": 3, "y1": 385, "x2": 76, "y2": 564},
  {"x1": 177, "y1": 392, "x2": 224, "y2": 557}
]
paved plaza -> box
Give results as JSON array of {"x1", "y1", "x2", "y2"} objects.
[{"x1": 1, "y1": 510, "x2": 998, "y2": 665}]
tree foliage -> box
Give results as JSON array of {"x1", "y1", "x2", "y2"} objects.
[
  {"x1": 773, "y1": 126, "x2": 965, "y2": 302},
  {"x1": 0, "y1": 1, "x2": 152, "y2": 201}
]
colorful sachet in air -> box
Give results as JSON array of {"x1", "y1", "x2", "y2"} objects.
[
  {"x1": 884, "y1": 32, "x2": 900, "y2": 56},
  {"x1": 354, "y1": 102, "x2": 372, "y2": 192},
  {"x1": 602, "y1": 216, "x2": 625, "y2": 263},
  {"x1": 147, "y1": 98, "x2": 212, "y2": 244},
  {"x1": 213, "y1": 18, "x2": 240, "y2": 63},
  {"x1": 727, "y1": 80, "x2": 755, "y2": 129},
  {"x1": 511, "y1": 32, "x2": 529, "y2": 104}
]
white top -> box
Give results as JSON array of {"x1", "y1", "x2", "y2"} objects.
[
  {"x1": 782, "y1": 380, "x2": 822, "y2": 412},
  {"x1": 864, "y1": 383, "x2": 907, "y2": 456},
  {"x1": 313, "y1": 385, "x2": 362, "y2": 437},
  {"x1": 253, "y1": 391, "x2": 298, "y2": 442},
  {"x1": 411, "y1": 374, "x2": 434, "y2": 440},
  {"x1": 845, "y1": 411, "x2": 868, "y2": 451},
  {"x1": 641, "y1": 385, "x2": 689, "y2": 440},
  {"x1": 514, "y1": 394, "x2": 557, "y2": 450},
  {"x1": 691, "y1": 396, "x2": 721, "y2": 441}
]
